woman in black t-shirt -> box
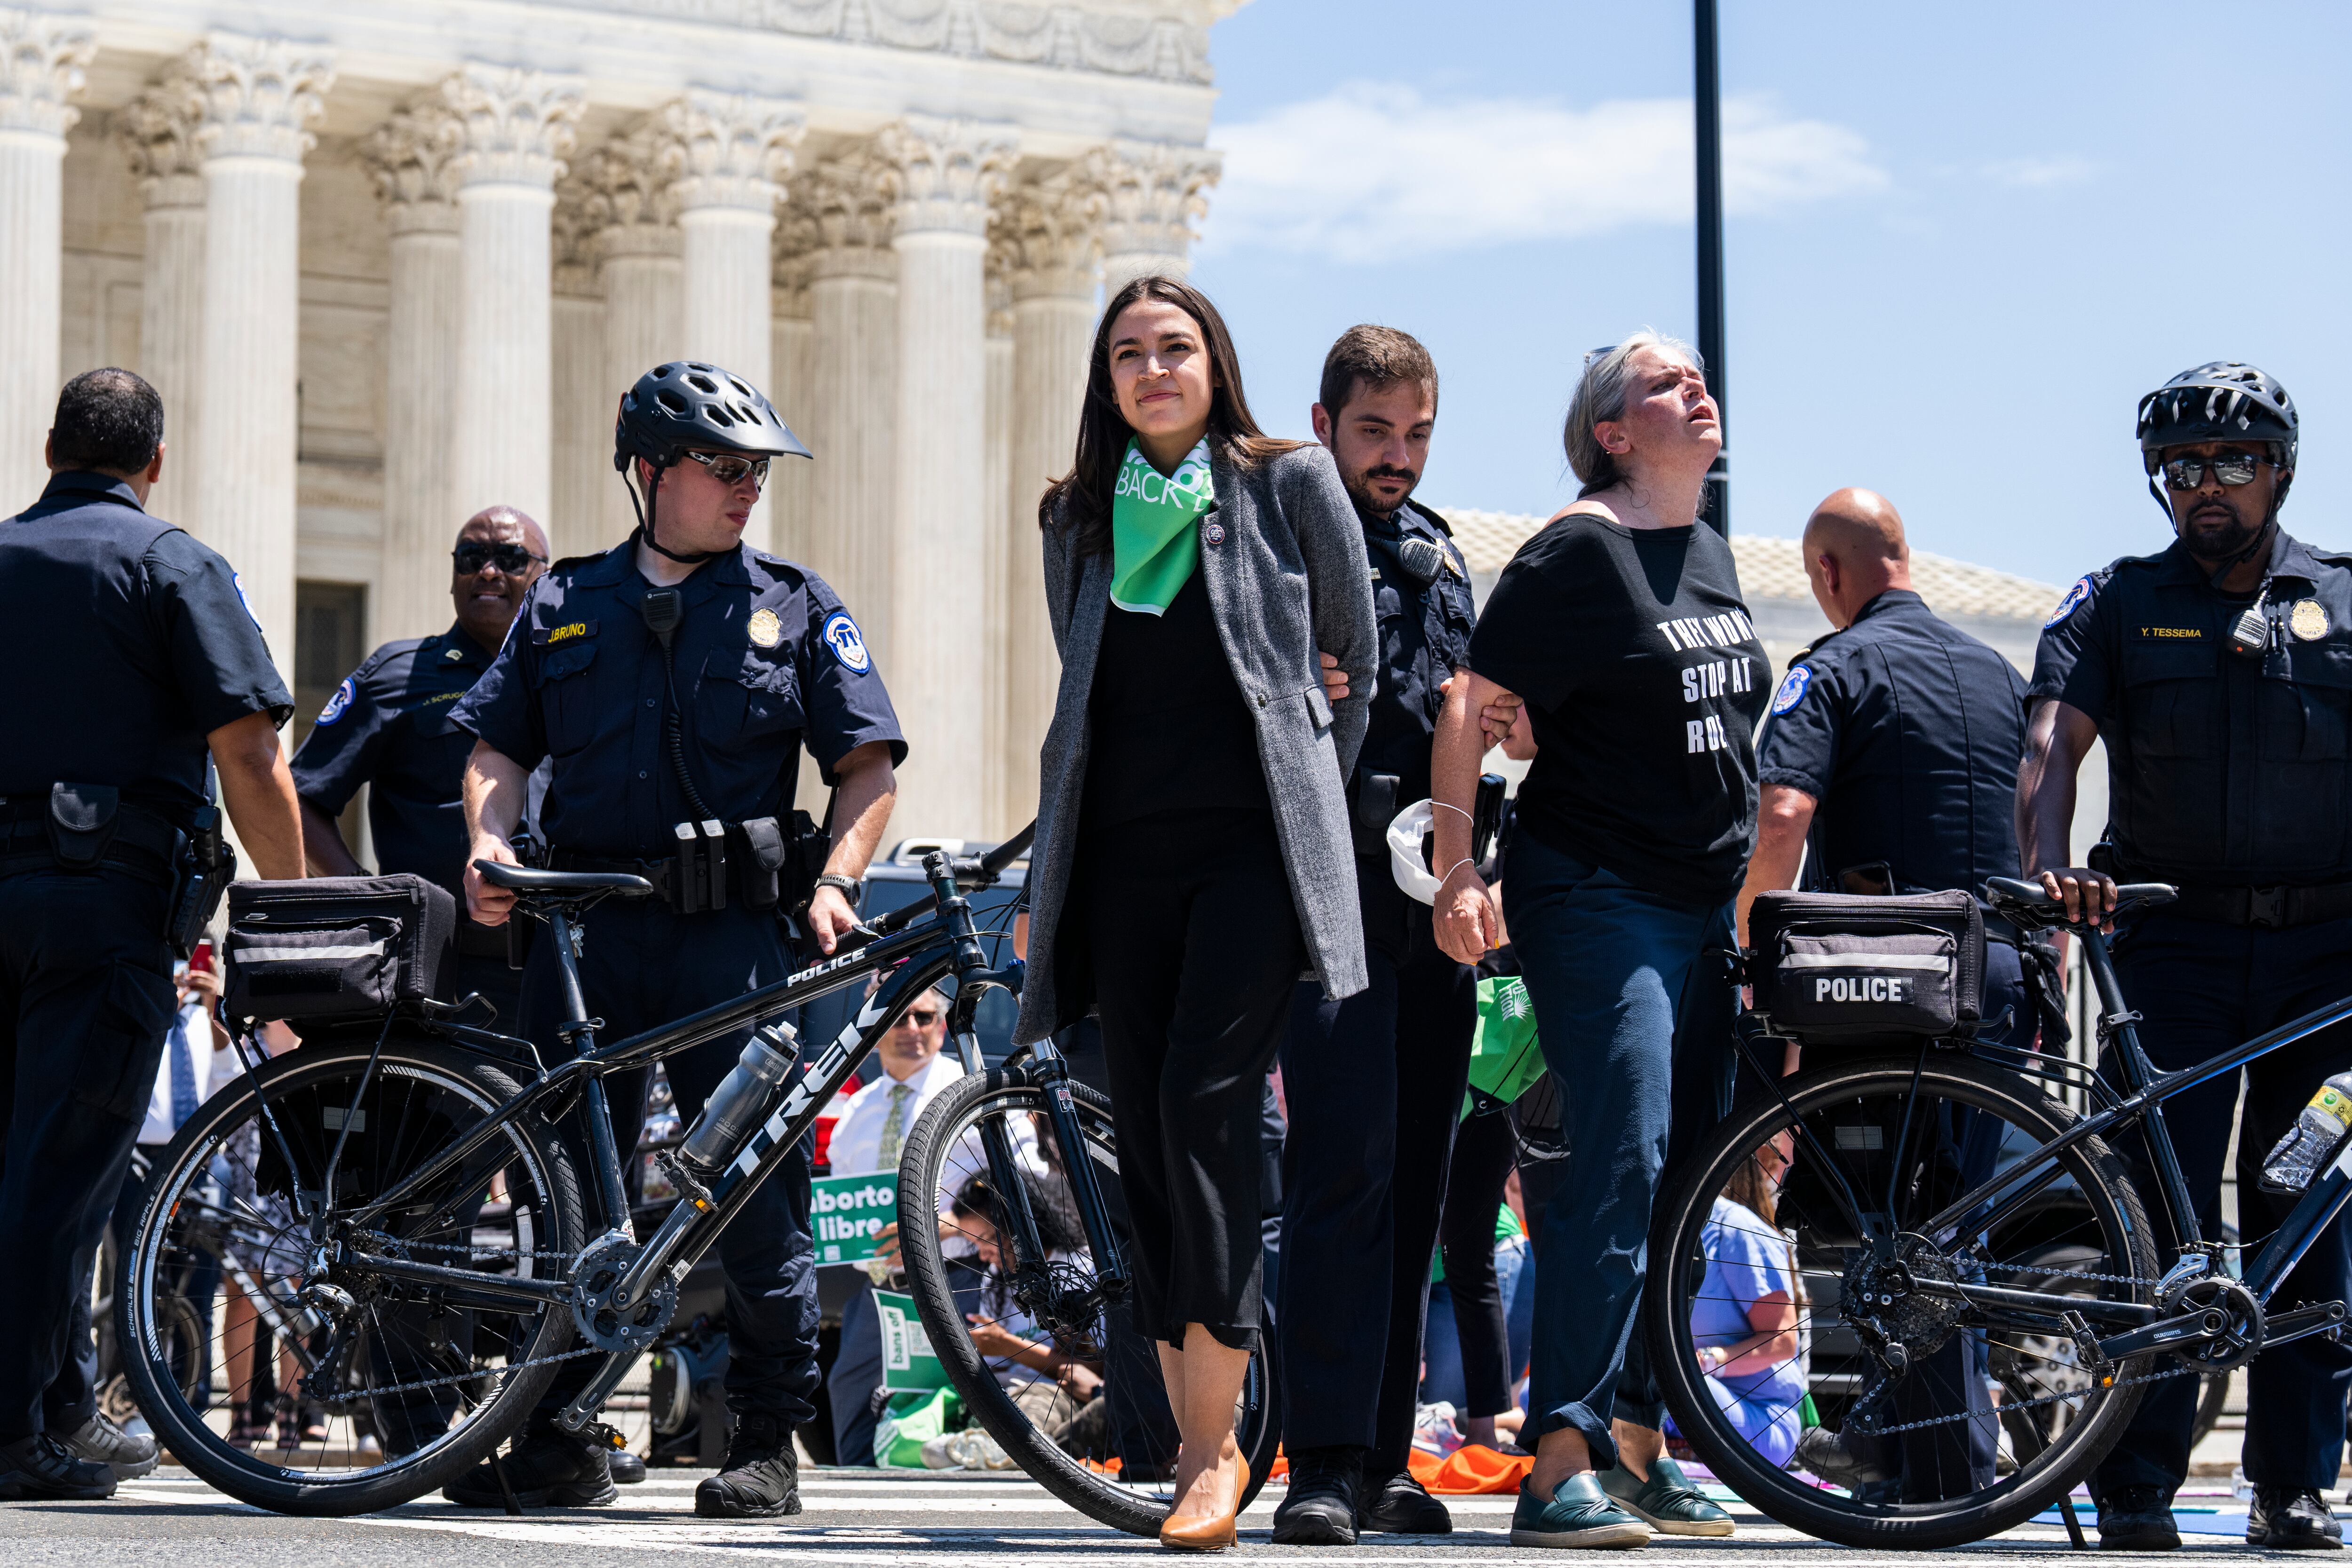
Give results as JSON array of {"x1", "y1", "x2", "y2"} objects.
[{"x1": 1427, "y1": 333, "x2": 1765, "y2": 1548}]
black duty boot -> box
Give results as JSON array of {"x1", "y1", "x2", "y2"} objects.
[
  {"x1": 696, "y1": 1413, "x2": 801, "y2": 1519},
  {"x1": 610, "y1": 1449, "x2": 647, "y2": 1485},
  {"x1": 2250, "y1": 1487, "x2": 2344, "y2": 1550},
  {"x1": 1359, "y1": 1466, "x2": 1453, "y2": 1534},
  {"x1": 443, "y1": 1424, "x2": 616, "y2": 1508},
  {"x1": 59, "y1": 1413, "x2": 159, "y2": 1480},
  {"x1": 0, "y1": 1433, "x2": 116, "y2": 1501},
  {"x1": 2094, "y1": 1484, "x2": 2179, "y2": 1552},
  {"x1": 1271, "y1": 1446, "x2": 1362, "y2": 1545}
]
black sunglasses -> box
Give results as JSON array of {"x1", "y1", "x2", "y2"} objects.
[
  {"x1": 897, "y1": 1008, "x2": 942, "y2": 1028},
  {"x1": 452, "y1": 542, "x2": 548, "y2": 575},
  {"x1": 682, "y1": 450, "x2": 771, "y2": 489},
  {"x1": 2161, "y1": 453, "x2": 2265, "y2": 491}
]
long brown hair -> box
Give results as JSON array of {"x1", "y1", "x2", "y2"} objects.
[
  {"x1": 1724, "y1": 1141, "x2": 1781, "y2": 1229},
  {"x1": 1039, "y1": 275, "x2": 1298, "y2": 556}
]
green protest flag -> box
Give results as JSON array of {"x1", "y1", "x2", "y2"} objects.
[
  {"x1": 811, "y1": 1171, "x2": 898, "y2": 1266},
  {"x1": 1462, "y1": 974, "x2": 1547, "y2": 1121},
  {"x1": 875, "y1": 1288, "x2": 952, "y2": 1394}
]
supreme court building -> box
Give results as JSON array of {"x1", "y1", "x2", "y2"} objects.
[{"x1": 7, "y1": 0, "x2": 1234, "y2": 841}]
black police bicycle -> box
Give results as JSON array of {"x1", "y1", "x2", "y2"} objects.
[
  {"x1": 1645, "y1": 875, "x2": 2352, "y2": 1550},
  {"x1": 116, "y1": 831, "x2": 1279, "y2": 1523}
]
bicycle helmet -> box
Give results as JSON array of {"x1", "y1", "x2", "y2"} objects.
[
  {"x1": 614, "y1": 362, "x2": 811, "y2": 562},
  {"x1": 2136, "y1": 361, "x2": 2297, "y2": 517}
]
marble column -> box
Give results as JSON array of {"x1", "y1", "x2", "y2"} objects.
[
  {"x1": 114, "y1": 72, "x2": 204, "y2": 531},
  {"x1": 0, "y1": 11, "x2": 91, "y2": 510},
  {"x1": 878, "y1": 116, "x2": 1014, "y2": 836},
  {"x1": 998, "y1": 170, "x2": 1100, "y2": 833},
  {"x1": 444, "y1": 65, "x2": 583, "y2": 527},
  {"x1": 797, "y1": 150, "x2": 898, "y2": 659},
  {"x1": 659, "y1": 90, "x2": 803, "y2": 554},
  {"x1": 576, "y1": 128, "x2": 682, "y2": 544},
  {"x1": 1083, "y1": 137, "x2": 1220, "y2": 294},
  {"x1": 188, "y1": 33, "x2": 333, "y2": 673},
  {"x1": 549, "y1": 185, "x2": 604, "y2": 560},
  {"x1": 359, "y1": 104, "x2": 462, "y2": 640},
  {"x1": 982, "y1": 264, "x2": 1015, "y2": 836},
  {"x1": 769, "y1": 240, "x2": 814, "y2": 561}
]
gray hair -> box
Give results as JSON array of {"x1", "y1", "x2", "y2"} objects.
[{"x1": 1563, "y1": 330, "x2": 1704, "y2": 497}]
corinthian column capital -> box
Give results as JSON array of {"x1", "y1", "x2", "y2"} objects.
[
  {"x1": 115, "y1": 73, "x2": 205, "y2": 208},
  {"x1": 876, "y1": 115, "x2": 1016, "y2": 238},
  {"x1": 182, "y1": 33, "x2": 334, "y2": 164},
  {"x1": 360, "y1": 102, "x2": 464, "y2": 232},
  {"x1": 441, "y1": 64, "x2": 584, "y2": 190},
  {"x1": 996, "y1": 167, "x2": 1102, "y2": 303},
  {"x1": 792, "y1": 147, "x2": 897, "y2": 277},
  {"x1": 0, "y1": 9, "x2": 92, "y2": 140},
  {"x1": 658, "y1": 89, "x2": 803, "y2": 214},
  {"x1": 568, "y1": 124, "x2": 681, "y2": 261},
  {"x1": 1078, "y1": 137, "x2": 1220, "y2": 272}
]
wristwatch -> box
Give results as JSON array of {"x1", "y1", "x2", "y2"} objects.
[{"x1": 814, "y1": 872, "x2": 863, "y2": 909}]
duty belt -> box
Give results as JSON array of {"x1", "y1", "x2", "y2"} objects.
[
  {"x1": 0, "y1": 795, "x2": 182, "y2": 882},
  {"x1": 2166, "y1": 882, "x2": 2352, "y2": 930},
  {"x1": 551, "y1": 819, "x2": 788, "y2": 915}
]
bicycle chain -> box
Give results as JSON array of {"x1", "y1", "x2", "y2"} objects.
[
  {"x1": 302, "y1": 1344, "x2": 611, "y2": 1407},
  {"x1": 1854, "y1": 1360, "x2": 2195, "y2": 1439}
]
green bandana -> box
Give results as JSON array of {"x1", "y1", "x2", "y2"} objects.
[{"x1": 1109, "y1": 437, "x2": 1216, "y2": 615}]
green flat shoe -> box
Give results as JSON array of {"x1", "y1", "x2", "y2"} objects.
[
  {"x1": 1509, "y1": 1473, "x2": 1652, "y2": 1550},
  {"x1": 1599, "y1": 1456, "x2": 1735, "y2": 1537}
]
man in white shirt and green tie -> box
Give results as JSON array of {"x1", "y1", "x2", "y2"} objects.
[{"x1": 824, "y1": 986, "x2": 960, "y2": 1465}]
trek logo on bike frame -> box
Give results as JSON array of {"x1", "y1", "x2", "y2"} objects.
[{"x1": 729, "y1": 989, "x2": 893, "y2": 1179}]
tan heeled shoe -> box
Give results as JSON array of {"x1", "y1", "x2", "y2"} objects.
[{"x1": 1159, "y1": 1454, "x2": 1250, "y2": 1552}]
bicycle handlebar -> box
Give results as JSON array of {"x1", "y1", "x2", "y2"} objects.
[
  {"x1": 1983, "y1": 874, "x2": 2178, "y2": 926},
  {"x1": 866, "y1": 820, "x2": 1036, "y2": 937}
]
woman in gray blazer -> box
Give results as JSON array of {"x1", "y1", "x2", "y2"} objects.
[{"x1": 1015, "y1": 275, "x2": 1375, "y2": 1549}]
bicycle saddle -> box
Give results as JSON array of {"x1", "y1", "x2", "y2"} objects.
[
  {"x1": 1983, "y1": 875, "x2": 2178, "y2": 928},
  {"x1": 472, "y1": 860, "x2": 657, "y2": 898}
]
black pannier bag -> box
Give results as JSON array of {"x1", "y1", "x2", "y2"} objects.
[
  {"x1": 224, "y1": 875, "x2": 455, "y2": 1022},
  {"x1": 1747, "y1": 888, "x2": 1985, "y2": 1043}
]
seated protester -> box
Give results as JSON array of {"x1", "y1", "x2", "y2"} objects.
[
  {"x1": 921, "y1": 1172, "x2": 1103, "y2": 1469},
  {"x1": 1692, "y1": 1137, "x2": 1805, "y2": 1471},
  {"x1": 1426, "y1": 1106, "x2": 1536, "y2": 1453}
]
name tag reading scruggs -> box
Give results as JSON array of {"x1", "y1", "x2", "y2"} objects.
[{"x1": 811, "y1": 1171, "x2": 897, "y2": 1264}]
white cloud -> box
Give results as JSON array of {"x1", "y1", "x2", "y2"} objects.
[{"x1": 1201, "y1": 83, "x2": 1889, "y2": 262}]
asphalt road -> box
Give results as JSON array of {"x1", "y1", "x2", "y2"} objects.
[{"x1": 0, "y1": 1465, "x2": 2281, "y2": 1566}]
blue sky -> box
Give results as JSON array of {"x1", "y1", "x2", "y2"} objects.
[{"x1": 1187, "y1": 0, "x2": 2352, "y2": 589}]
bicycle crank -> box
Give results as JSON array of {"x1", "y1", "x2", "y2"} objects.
[{"x1": 571, "y1": 1232, "x2": 678, "y2": 1356}]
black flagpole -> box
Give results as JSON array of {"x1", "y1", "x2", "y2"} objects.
[{"x1": 1695, "y1": 0, "x2": 1729, "y2": 535}]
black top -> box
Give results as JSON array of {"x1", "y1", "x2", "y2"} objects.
[
  {"x1": 1469, "y1": 515, "x2": 1767, "y2": 907},
  {"x1": 451, "y1": 538, "x2": 904, "y2": 858},
  {"x1": 1084, "y1": 570, "x2": 1268, "y2": 830},
  {"x1": 290, "y1": 623, "x2": 498, "y2": 902},
  {"x1": 1356, "y1": 500, "x2": 1478, "y2": 811},
  {"x1": 0, "y1": 471, "x2": 293, "y2": 829},
  {"x1": 2030, "y1": 529, "x2": 2352, "y2": 887},
  {"x1": 1756, "y1": 589, "x2": 2026, "y2": 900}
]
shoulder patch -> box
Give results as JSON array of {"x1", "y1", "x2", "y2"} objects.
[
  {"x1": 2044, "y1": 575, "x2": 2096, "y2": 628},
  {"x1": 231, "y1": 570, "x2": 262, "y2": 629},
  {"x1": 1769, "y1": 665, "x2": 1812, "y2": 716},
  {"x1": 316, "y1": 677, "x2": 356, "y2": 727},
  {"x1": 531, "y1": 620, "x2": 596, "y2": 646},
  {"x1": 821, "y1": 610, "x2": 872, "y2": 674}
]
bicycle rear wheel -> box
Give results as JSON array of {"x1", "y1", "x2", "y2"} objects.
[
  {"x1": 119, "y1": 1035, "x2": 586, "y2": 1515},
  {"x1": 1645, "y1": 1051, "x2": 2158, "y2": 1551},
  {"x1": 895, "y1": 1068, "x2": 1280, "y2": 1536}
]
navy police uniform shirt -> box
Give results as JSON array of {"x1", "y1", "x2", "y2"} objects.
[
  {"x1": 290, "y1": 625, "x2": 497, "y2": 900},
  {"x1": 1357, "y1": 499, "x2": 1478, "y2": 810},
  {"x1": 0, "y1": 471, "x2": 292, "y2": 828},
  {"x1": 451, "y1": 538, "x2": 906, "y2": 859},
  {"x1": 1756, "y1": 589, "x2": 2026, "y2": 899},
  {"x1": 2030, "y1": 529, "x2": 2352, "y2": 887}
]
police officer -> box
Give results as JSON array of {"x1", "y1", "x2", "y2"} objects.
[
  {"x1": 0, "y1": 369, "x2": 302, "y2": 1499},
  {"x1": 447, "y1": 362, "x2": 903, "y2": 1517},
  {"x1": 2024, "y1": 362, "x2": 2352, "y2": 1551},
  {"x1": 291, "y1": 506, "x2": 550, "y2": 1025},
  {"x1": 1273, "y1": 325, "x2": 1480, "y2": 1545},
  {"x1": 1739, "y1": 486, "x2": 2032, "y2": 1501}
]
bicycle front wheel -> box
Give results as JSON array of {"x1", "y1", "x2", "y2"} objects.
[
  {"x1": 1645, "y1": 1051, "x2": 2158, "y2": 1551},
  {"x1": 119, "y1": 1035, "x2": 586, "y2": 1515},
  {"x1": 895, "y1": 1069, "x2": 1280, "y2": 1536}
]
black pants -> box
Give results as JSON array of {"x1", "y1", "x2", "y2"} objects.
[
  {"x1": 1279, "y1": 866, "x2": 1475, "y2": 1466},
  {"x1": 2093, "y1": 909, "x2": 2352, "y2": 1498},
  {"x1": 1076, "y1": 808, "x2": 1302, "y2": 1351},
  {"x1": 1440, "y1": 1108, "x2": 1522, "y2": 1418},
  {"x1": 522, "y1": 897, "x2": 821, "y2": 1427},
  {"x1": 0, "y1": 868, "x2": 176, "y2": 1444}
]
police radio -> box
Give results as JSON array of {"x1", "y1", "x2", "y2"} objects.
[{"x1": 2227, "y1": 589, "x2": 2270, "y2": 660}]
